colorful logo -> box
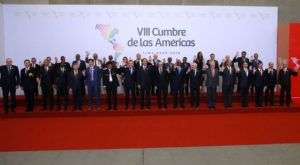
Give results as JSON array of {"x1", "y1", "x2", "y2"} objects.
[{"x1": 95, "y1": 24, "x2": 123, "y2": 60}]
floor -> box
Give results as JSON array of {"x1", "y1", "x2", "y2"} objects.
[{"x1": 1, "y1": 144, "x2": 300, "y2": 165}]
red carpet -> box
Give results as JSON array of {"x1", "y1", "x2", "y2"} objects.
[{"x1": 1, "y1": 94, "x2": 300, "y2": 152}]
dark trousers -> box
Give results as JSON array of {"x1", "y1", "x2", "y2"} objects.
[
  {"x1": 172, "y1": 86, "x2": 184, "y2": 108},
  {"x1": 265, "y1": 86, "x2": 275, "y2": 106},
  {"x1": 255, "y1": 86, "x2": 264, "y2": 107},
  {"x1": 124, "y1": 85, "x2": 136, "y2": 108},
  {"x1": 185, "y1": 82, "x2": 189, "y2": 95},
  {"x1": 280, "y1": 85, "x2": 291, "y2": 106},
  {"x1": 24, "y1": 87, "x2": 35, "y2": 111},
  {"x1": 190, "y1": 87, "x2": 200, "y2": 108},
  {"x1": 207, "y1": 87, "x2": 216, "y2": 107},
  {"x1": 87, "y1": 83, "x2": 100, "y2": 108},
  {"x1": 2, "y1": 86, "x2": 16, "y2": 112},
  {"x1": 223, "y1": 85, "x2": 234, "y2": 107},
  {"x1": 72, "y1": 87, "x2": 82, "y2": 109},
  {"x1": 157, "y1": 86, "x2": 168, "y2": 109},
  {"x1": 106, "y1": 84, "x2": 117, "y2": 110},
  {"x1": 34, "y1": 82, "x2": 39, "y2": 96},
  {"x1": 56, "y1": 86, "x2": 68, "y2": 110},
  {"x1": 140, "y1": 86, "x2": 150, "y2": 109},
  {"x1": 240, "y1": 87, "x2": 249, "y2": 107},
  {"x1": 41, "y1": 85, "x2": 54, "y2": 110}
]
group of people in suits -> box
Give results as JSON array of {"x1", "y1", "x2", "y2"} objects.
[{"x1": 0, "y1": 51, "x2": 298, "y2": 114}]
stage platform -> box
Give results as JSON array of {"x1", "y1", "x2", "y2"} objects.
[{"x1": 1, "y1": 94, "x2": 300, "y2": 152}]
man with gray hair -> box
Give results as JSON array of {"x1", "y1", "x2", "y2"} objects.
[{"x1": 0, "y1": 58, "x2": 20, "y2": 114}]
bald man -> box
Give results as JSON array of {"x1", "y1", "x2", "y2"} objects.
[{"x1": 0, "y1": 58, "x2": 20, "y2": 114}]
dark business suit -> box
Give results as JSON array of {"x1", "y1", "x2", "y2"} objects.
[
  {"x1": 85, "y1": 66, "x2": 102, "y2": 108},
  {"x1": 155, "y1": 67, "x2": 169, "y2": 109},
  {"x1": 220, "y1": 67, "x2": 236, "y2": 107},
  {"x1": 103, "y1": 68, "x2": 119, "y2": 110},
  {"x1": 238, "y1": 68, "x2": 252, "y2": 107},
  {"x1": 137, "y1": 66, "x2": 152, "y2": 109},
  {"x1": 182, "y1": 62, "x2": 191, "y2": 95},
  {"x1": 233, "y1": 56, "x2": 250, "y2": 93},
  {"x1": 55, "y1": 66, "x2": 69, "y2": 110},
  {"x1": 170, "y1": 67, "x2": 187, "y2": 108},
  {"x1": 253, "y1": 69, "x2": 265, "y2": 107},
  {"x1": 249, "y1": 59, "x2": 262, "y2": 95},
  {"x1": 0, "y1": 65, "x2": 20, "y2": 113},
  {"x1": 165, "y1": 62, "x2": 174, "y2": 95},
  {"x1": 20, "y1": 67, "x2": 36, "y2": 112},
  {"x1": 134, "y1": 60, "x2": 142, "y2": 95},
  {"x1": 39, "y1": 66, "x2": 55, "y2": 110},
  {"x1": 188, "y1": 69, "x2": 202, "y2": 108},
  {"x1": 72, "y1": 60, "x2": 86, "y2": 97},
  {"x1": 278, "y1": 68, "x2": 298, "y2": 106},
  {"x1": 121, "y1": 67, "x2": 137, "y2": 109},
  {"x1": 30, "y1": 63, "x2": 40, "y2": 96},
  {"x1": 68, "y1": 70, "x2": 84, "y2": 110},
  {"x1": 205, "y1": 68, "x2": 219, "y2": 108},
  {"x1": 264, "y1": 69, "x2": 277, "y2": 106}
]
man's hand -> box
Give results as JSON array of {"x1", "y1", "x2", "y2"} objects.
[
  {"x1": 138, "y1": 85, "x2": 141, "y2": 89},
  {"x1": 85, "y1": 51, "x2": 90, "y2": 58},
  {"x1": 234, "y1": 52, "x2": 239, "y2": 58}
]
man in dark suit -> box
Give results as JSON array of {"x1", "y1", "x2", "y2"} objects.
[
  {"x1": 278, "y1": 61, "x2": 298, "y2": 107},
  {"x1": 39, "y1": 59, "x2": 55, "y2": 111},
  {"x1": 170, "y1": 60, "x2": 187, "y2": 109},
  {"x1": 264, "y1": 62, "x2": 277, "y2": 106},
  {"x1": 182, "y1": 57, "x2": 191, "y2": 96},
  {"x1": 20, "y1": 59, "x2": 36, "y2": 112},
  {"x1": 237, "y1": 61, "x2": 252, "y2": 107},
  {"x1": 72, "y1": 53, "x2": 86, "y2": 97},
  {"x1": 85, "y1": 59, "x2": 102, "y2": 111},
  {"x1": 54, "y1": 62, "x2": 70, "y2": 111},
  {"x1": 68, "y1": 63, "x2": 85, "y2": 111},
  {"x1": 204, "y1": 61, "x2": 219, "y2": 109},
  {"x1": 103, "y1": 62, "x2": 119, "y2": 111},
  {"x1": 187, "y1": 63, "x2": 202, "y2": 109},
  {"x1": 155, "y1": 61, "x2": 170, "y2": 110},
  {"x1": 0, "y1": 58, "x2": 20, "y2": 114},
  {"x1": 253, "y1": 62, "x2": 265, "y2": 107},
  {"x1": 233, "y1": 51, "x2": 250, "y2": 93},
  {"x1": 31, "y1": 57, "x2": 40, "y2": 96},
  {"x1": 165, "y1": 57, "x2": 174, "y2": 95},
  {"x1": 120, "y1": 60, "x2": 137, "y2": 109},
  {"x1": 137, "y1": 58, "x2": 152, "y2": 110},
  {"x1": 220, "y1": 60, "x2": 236, "y2": 108},
  {"x1": 249, "y1": 53, "x2": 262, "y2": 95},
  {"x1": 134, "y1": 53, "x2": 142, "y2": 96}
]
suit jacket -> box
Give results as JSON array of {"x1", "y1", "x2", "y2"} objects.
[
  {"x1": 220, "y1": 67, "x2": 237, "y2": 87},
  {"x1": 264, "y1": 69, "x2": 277, "y2": 88},
  {"x1": 253, "y1": 69, "x2": 265, "y2": 88},
  {"x1": 278, "y1": 68, "x2": 298, "y2": 88},
  {"x1": 205, "y1": 69, "x2": 219, "y2": 87},
  {"x1": 85, "y1": 66, "x2": 102, "y2": 86},
  {"x1": 20, "y1": 67, "x2": 36, "y2": 90},
  {"x1": 120, "y1": 67, "x2": 137, "y2": 87},
  {"x1": 103, "y1": 68, "x2": 119, "y2": 87},
  {"x1": 68, "y1": 70, "x2": 84, "y2": 90},
  {"x1": 39, "y1": 65, "x2": 55, "y2": 87},
  {"x1": 55, "y1": 62, "x2": 71, "y2": 71},
  {"x1": 0, "y1": 65, "x2": 20, "y2": 87},
  {"x1": 134, "y1": 60, "x2": 142, "y2": 69},
  {"x1": 206, "y1": 60, "x2": 220, "y2": 70},
  {"x1": 30, "y1": 63, "x2": 40, "y2": 78},
  {"x1": 188, "y1": 69, "x2": 203, "y2": 89},
  {"x1": 238, "y1": 68, "x2": 252, "y2": 88},
  {"x1": 250, "y1": 59, "x2": 262, "y2": 69},
  {"x1": 155, "y1": 67, "x2": 169, "y2": 88},
  {"x1": 72, "y1": 60, "x2": 86, "y2": 71},
  {"x1": 233, "y1": 57, "x2": 250, "y2": 68},
  {"x1": 137, "y1": 66, "x2": 152, "y2": 88},
  {"x1": 55, "y1": 66, "x2": 69, "y2": 88},
  {"x1": 170, "y1": 67, "x2": 187, "y2": 88}
]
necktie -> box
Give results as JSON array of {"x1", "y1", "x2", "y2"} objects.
[
  {"x1": 90, "y1": 67, "x2": 94, "y2": 81},
  {"x1": 8, "y1": 66, "x2": 11, "y2": 74},
  {"x1": 109, "y1": 69, "x2": 113, "y2": 82},
  {"x1": 194, "y1": 70, "x2": 196, "y2": 77},
  {"x1": 260, "y1": 69, "x2": 262, "y2": 76},
  {"x1": 75, "y1": 71, "x2": 78, "y2": 78},
  {"x1": 130, "y1": 68, "x2": 133, "y2": 75},
  {"x1": 159, "y1": 68, "x2": 162, "y2": 75},
  {"x1": 212, "y1": 69, "x2": 215, "y2": 77},
  {"x1": 245, "y1": 69, "x2": 248, "y2": 76}
]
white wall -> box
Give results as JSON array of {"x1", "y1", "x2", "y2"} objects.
[{"x1": 0, "y1": 3, "x2": 4, "y2": 97}]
